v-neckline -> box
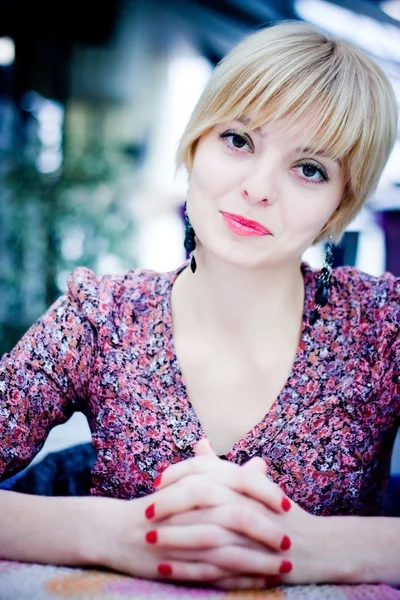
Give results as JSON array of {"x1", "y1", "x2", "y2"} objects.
[{"x1": 157, "y1": 261, "x2": 315, "y2": 460}]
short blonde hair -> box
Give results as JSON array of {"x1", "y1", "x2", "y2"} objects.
[{"x1": 177, "y1": 21, "x2": 398, "y2": 243}]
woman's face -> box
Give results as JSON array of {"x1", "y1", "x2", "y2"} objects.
[{"x1": 186, "y1": 116, "x2": 344, "y2": 269}]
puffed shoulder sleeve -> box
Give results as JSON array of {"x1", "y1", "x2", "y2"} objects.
[
  {"x1": 393, "y1": 278, "x2": 400, "y2": 386},
  {"x1": 383, "y1": 274, "x2": 400, "y2": 416},
  {"x1": 0, "y1": 267, "x2": 104, "y2": 482}
]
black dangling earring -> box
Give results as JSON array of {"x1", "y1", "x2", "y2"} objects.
[
  {"x1": 309, "y1": 236, "x2": 334, "y2": 326},
  {"x1": 190, "y1": 253, "x2": 197, "y2": 274},
  {"x1": 183, "y1": 202, "x2": 197, "y2": 273}
]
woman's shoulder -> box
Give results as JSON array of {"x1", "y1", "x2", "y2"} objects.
[
  {"x1": 331, "y1": 264, "x2": 399, "y2": 289},
  {"x1": 302, "y1": 261, "x2": 399, "y2": 338},
  {"x1": 65, "y1": 264, "x2": 183, "y2": 325},
  {"x1": 330, "y1": 265, "x2": 399, "y2": 313},
  {"x1": 304, "y1": 261, "x2": 399, "y2": 309},
  {"x1": 67, "y1": 264, "x2": 169, "y2": 298}
]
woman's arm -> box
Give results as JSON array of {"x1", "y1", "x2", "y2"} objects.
[
  {"x1": 0, "y1": 291, "x2": 94, "y2": 482},
  {"x1": 309, "y1": 515, "x2": 400, "y2": 586},
  {"x1": 0, "y1": 490, "x2": 102, "y2": 564},
  {"x1": 163, "y1": 440, "x2": 400, "y2": 587},
  {"x1": 0, "y1": 476, "x2": 291, "y2": 589}
]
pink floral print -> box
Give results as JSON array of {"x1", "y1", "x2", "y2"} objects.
[{"x1": 0, "y1": 262, "x2": 399, "y2": 516}]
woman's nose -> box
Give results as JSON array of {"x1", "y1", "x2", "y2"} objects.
[
  {"x1": 241, "y1": 189, "x2": 272, "y2": 205},
  {"x1": 241, "y1": 166, "x2": 277, "y2": 206}
]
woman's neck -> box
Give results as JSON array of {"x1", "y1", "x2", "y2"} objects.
[{"x1": 172, "y1": 251, "x2": 305, "y2": 352}]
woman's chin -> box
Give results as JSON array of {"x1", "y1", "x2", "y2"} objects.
[{"x1": 205, "y1": 245, "x2": 279, "y2": 270}]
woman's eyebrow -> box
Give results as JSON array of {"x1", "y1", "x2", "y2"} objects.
[
  {"x1": 296, "y1": 147, "x2": 339, "y2": 163},
  {"x1": 233, "y1": 120, "x2": 340, "y2": 164},
  {"x1": 235, "y1": 116, "x2": 266, "y2": 137}
]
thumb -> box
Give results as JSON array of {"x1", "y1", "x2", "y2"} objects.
[
  {"x1": 194, "y1": 438, "x2": 218, "y2": 458},
  {"x1": 243, "y1": 456, "x2": 267, "y2": 474}
]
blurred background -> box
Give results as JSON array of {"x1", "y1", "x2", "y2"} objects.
[{"x1": 0, "y1": 0, "x2": 399, "y2": 471}]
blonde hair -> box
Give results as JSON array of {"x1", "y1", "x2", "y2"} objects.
[{"x1": 176, "y1": 21, "x2": 398, "y2": 243}]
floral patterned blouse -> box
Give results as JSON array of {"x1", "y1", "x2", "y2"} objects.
[{"x1": 0, "y1": 262, "x2": 399, "y2": 516}]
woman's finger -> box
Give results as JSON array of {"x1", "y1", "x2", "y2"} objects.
[
  {"x1": 146, "y1": 502, "x2": 286, "y2": 552},
  {"x1": 194, "y1": 438, "x2": 217, "y2": 457},
  {"x1": 148, "y1": 523, "x2": 249, "y2": 549},
  {"x1": 243, "y1": 455, "x2": 268, "y2": 474},
  {"x1": 162, "y1": 508, "x2": 269, "y2": 552},
  {"x1": 155, "y1": 559, "x2": 233, "y2": 583},
  {"x1": 150, "y1": 476, "x2": 265, "y2": 519},
  {"x1": 194, "y1": 438, "x2": 267, "y2": 475},
  {"x1": 168, "y1": 544, "x2": 288, "y2": 577},
  {"x1": 147, "y1": 479, "x2": 247, "y2": 521},
  {"x1": 155, "y1": 459, "x2": 290, "y2": 515}
]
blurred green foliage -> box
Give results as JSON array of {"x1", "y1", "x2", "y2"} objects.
[{"x1": 0, "y1": 143, "x2": 137, "y2": 355}]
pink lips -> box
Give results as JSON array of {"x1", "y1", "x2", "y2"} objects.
[{"x1": 220, "y1": 211, "x2": 272, "y2": 237}]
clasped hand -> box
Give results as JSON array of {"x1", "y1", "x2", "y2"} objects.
[{"x1": 104, "y1": 439, "x2": 322, "y2": 590}]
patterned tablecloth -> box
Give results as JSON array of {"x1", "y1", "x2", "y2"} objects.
[{"x1": 1, "y1": 561, "x2": 400, "y2": 600}]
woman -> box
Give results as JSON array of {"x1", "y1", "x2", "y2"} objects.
[{"x1": 0, "y1": 20, "x2": 399, "y2": 590}]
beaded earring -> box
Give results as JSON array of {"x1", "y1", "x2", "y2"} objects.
[
  {"x1": 309, "y1": 236, "x2": 334, "y2": 326},
  {"x1": 183, "y1": 202, "x2": 197, "y2": 273}
]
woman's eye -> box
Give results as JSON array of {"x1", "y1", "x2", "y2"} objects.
[
  {"x1": 294, "y1": 162, "x2": 328, "y2": 183},
  {"x1": 230, "y1": 134, "x2": 248, "y2": 148},
  {"x1": 219, "y1": 131, "x2": 252, "y2": 151}
]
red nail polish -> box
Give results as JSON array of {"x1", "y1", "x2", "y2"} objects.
[
  {"x1": 264, "y1": 575, "x2": 281, "y2": 587},
  {"x1": 280, "y1": 535, "x2": 291, "y2": 551},
  {"x1": 145, "y1": 503, "x2": 155, "y2": 519},
  {"x1": 279, "y1": 560, "x2": 293, "y2": 574},
  {"x1": 145, "y1": 530, "x2": 158, "y2": 544},
  {"x1": 158, "y1": 563, "x2": 173, "y2": 577},
  {"x1": 154, "y1": 474, "x2": 162, "y2": 488},
  {"x1": 281, "y1": 497, "x2": 291, "y2": 512}
]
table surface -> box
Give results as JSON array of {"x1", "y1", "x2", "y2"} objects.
[{"x1": 1, "y1": 561, "x2": 400, "y2": 600}]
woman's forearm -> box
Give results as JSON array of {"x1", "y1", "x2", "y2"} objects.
[
  {"x1": 319, "y1": 515, "x2": 400, "y2": 585},
  {"x1": 0, "y1": 490, "x2": 106, "y2": 566}
]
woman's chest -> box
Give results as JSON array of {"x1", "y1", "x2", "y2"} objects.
[
  {"x1": 86, "y1": 344, "x2": 394, "y2": 516},
  {"x1": 175, "y1": 348, "x2": 296, "y2": 456}
]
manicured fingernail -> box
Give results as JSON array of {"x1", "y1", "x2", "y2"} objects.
[
  {"x1": 145, "y1": 530, "x2": 158, "y2": 544},
  {"x1": 279, "y1": 560, "x2": 293, "y2": 574},
  {"x1": 158, "y1": 563, "x2": 173, "y2": 577},
  {"x1": 145, "y1": 503, "x2": 155, "y2": 519},
  {"x1": 264, "y1": 575, "x2": 281, "y2": 587},
  {"x1": 281, "y1": 497, "x2": 291, "y2": 512},
  {"x1": 280, "y1": 535, "x2": 291, "y2": 551},
  {"x1": 154, "y1": 474, "x2": 162, "y2": 488}
]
